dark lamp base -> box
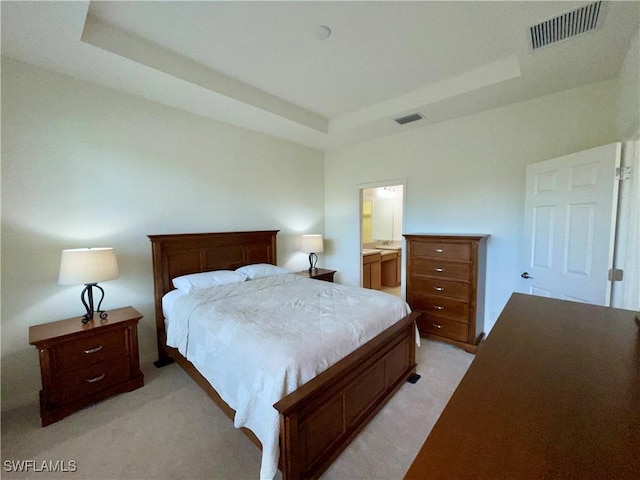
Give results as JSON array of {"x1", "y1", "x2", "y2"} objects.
[
  {"x1": 80, "y1": 283, "x2": 109, "y2": 324},
  {"x1": 307, "y1": 252, "x2": 318, "y2": 273}
]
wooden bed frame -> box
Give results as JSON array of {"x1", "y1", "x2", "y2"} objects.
[{"x1": 148, "y1": 230, "x2": 418, "y2": 480}]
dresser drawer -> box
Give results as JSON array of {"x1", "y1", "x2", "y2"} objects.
[
  {"x1": 408, "y1": 295, "x2": 470, "y2": 322},
  {"x1": 417, "y1": 313, "x2": 469, "y2": 342},
  {"x1": 411, "y1": 242, "x2": 470, "y2": 261},
  {"x1": 55, "y1": 328, "x2": 128, "y2": 372},
  {"x1": 56, "y1": 355, "x2": 131, "y2": 403},
  {"x1": 411, "y1": 259, "x2": 471, "y2": 281},
  {"x1": 409, "y1": 277, "x2": 470, "y2": 301}
]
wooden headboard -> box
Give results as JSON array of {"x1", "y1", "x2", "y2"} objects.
[{"x1": 148, "y1": 230, "x2": 278, "y2": 364}]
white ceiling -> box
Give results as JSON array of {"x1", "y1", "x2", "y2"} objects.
[{"x1": 2, "y1": 1, "x2": 638, "y2": 150}]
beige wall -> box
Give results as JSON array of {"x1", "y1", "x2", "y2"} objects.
[
  {"x1": 615, "y1": 30, "x2": 640, "y2": 139},
  {"x1": 1, "y1": 57, "x2": 324, "y2": 410},
  {"x1": 323, "y1": 78, "x2": 624, "y2": 332}
]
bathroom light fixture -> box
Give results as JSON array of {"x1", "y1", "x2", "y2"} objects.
[
  {"x1": 300, "y1": 234, "x2": 324, "y2": 272},
  {"x1": 58, "y1": 247, "x2": 119, "y2": 323},
  {"x1": 377, "y1": 186, "x2": 396, "y2": 198}
]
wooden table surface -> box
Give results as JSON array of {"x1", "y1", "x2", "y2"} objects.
[
  {"x1": 404, "y1": 293, "x2": 640, "y2": 479},
  {"x1": 29, "y1": 306, "x2": 142, "y2": 345}
]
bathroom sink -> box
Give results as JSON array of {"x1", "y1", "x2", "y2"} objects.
[{"x1": 362, "y1": 249, "x2": 382, "y2": 255}]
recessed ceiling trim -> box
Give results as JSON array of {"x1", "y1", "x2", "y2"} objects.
[
  {"x1": 81, "y1": 14, "x2": 329, "y2": 134},
  {"x1": 330, "y1": 54, "x2": 521, "y2": 134}
]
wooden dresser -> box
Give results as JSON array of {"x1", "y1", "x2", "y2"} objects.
[
  {"x1": 404, "y1": 294, "x2": 640, "y2": 479},
  {"x1": 404, "y1": 234, "x2": 488, "y2": 353},
  {"x1": 29, "y1": 306, "x2": 144, "y2": 426}
]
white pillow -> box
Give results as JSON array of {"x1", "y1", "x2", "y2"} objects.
[
  {"x1": 172, "y1": 270, "x2": 247, "y2": 292},
  {"x1": 236, "y1": 263, "x2": 289, "y2": 280}
]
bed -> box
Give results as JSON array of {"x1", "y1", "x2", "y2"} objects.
[{"x1": 148, "y1": 230, "x2": 418, "y2": 480}]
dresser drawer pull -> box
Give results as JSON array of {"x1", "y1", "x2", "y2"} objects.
[
  {"x1": 434, "y1": 267, "x2": 445, "y2": 272},
  {"x1": 433, "y1": 286, "x2": 445, "y2": 291},
  {"x1": 432, "y1": 323, "x2": 442, "y2": 329},
  {"x1": 435, "y1": 248, "x2": 444, "y2": 253},
  {"x1": 84, "y1": 345, "x2": 103, "y2": 354},
  {"x1": 433, "y1": 305, "x2": 445, "y2": 310},
  {"x1": 86, "y1": 374, "x2": 105, "y2": 383}
]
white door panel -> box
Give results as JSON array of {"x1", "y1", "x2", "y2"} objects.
[{"x1": 523, "y1": 143, "x2": 621, "y2": 305}]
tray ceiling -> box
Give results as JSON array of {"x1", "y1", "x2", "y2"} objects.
[{"x1": 2, "y1": 1, "x2": 638, "y2": 150}]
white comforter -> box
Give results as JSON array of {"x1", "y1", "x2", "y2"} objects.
[{"x1": 166, "y1": 273, "x2": 411, "y2": 479}]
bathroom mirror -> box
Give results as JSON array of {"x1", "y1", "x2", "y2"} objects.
[{"x1": 362, "y1": 186, "x2": 403, "y2": 244}]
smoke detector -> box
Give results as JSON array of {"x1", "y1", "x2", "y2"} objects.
[{"x1": 313, "y1": 25, "x2": 332, "y2": 40}]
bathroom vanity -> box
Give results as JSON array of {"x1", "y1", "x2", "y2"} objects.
[
  {"x1": 362, "y1": 244, "x2": 402, "y2": 290},
  {"x1": 362, "y1": 249, "x2": 382, "y2": 289},
  {"x1": 379, "y1": 246, "x2": 401, "y2": 287}
]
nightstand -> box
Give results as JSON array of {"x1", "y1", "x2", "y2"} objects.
[
  {"x1": 29, "y1": 306, "x2": 144, "y2": 426},
  {"x1": 295, "y1": 268, "x2": 336, "y2": 282}
]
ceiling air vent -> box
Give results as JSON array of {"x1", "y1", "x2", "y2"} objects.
[
  {"x1": 530, "y1": 1, "x2": 602, "y2": 50},
  {"x1": 395, "y1": 113, "x2": 423, "y2": 125}
]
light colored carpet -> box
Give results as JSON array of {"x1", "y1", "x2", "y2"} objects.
[{"x1": 1, "y1": 339, "x2": 473, "y2": 480}]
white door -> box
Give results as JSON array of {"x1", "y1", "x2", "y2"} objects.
[{"x1": 522, "y1": 143, "x2": 621, "y2": 305}]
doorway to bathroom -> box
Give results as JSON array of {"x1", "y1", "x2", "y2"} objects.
[{"x1": 359, "y1": 180, "x2": 406, "y2": 298}]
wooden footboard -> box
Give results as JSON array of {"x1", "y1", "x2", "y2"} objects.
[
  {"x1": 276, "y1": 311, "x2": 418, "y2": 480},
  {"x1": 158, "y1": 311, "x2": 417, "y2": 480}
]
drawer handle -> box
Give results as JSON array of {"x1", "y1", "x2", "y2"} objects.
[
  {"x1": 435, "y1": 248, "x2": 444, "y2": 253},
  {"x1": 432, "y1": 323, "x2": 442, "y2": 329},
  {"x1": 433, "y1": 286, "x2": 445, "y2": 291},
  {"x1": 84, "y1": 345, "x2": 103, "y2": 354},
  {"x1": 434, "y1": 267, "x2": 445, "y2": 272},
  {"x1": 86, "y1": 374, "x2": 105, "y2": 383},
  {"x1": 433, "y1": 305, "x2": 445, "y2": 310}
]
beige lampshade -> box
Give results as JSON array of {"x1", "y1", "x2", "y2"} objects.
[
  {"x1": 300, "y1": 234, "x2": 324, "y2": 254},
  {"x1": 58, "y1": 248, "x2": 119, "y2": 285}
]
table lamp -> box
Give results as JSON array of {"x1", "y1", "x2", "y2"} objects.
[
  {"x1": 300, "y1": 234, "x2": 324, "y2": 272},
  {"x1": 58, "y1": 247, "x2": 119, "y2": 323}
]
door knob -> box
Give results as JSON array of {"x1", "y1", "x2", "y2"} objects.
[{"x1": 521, "y1": 272, "x2": 532, "y2": 279}]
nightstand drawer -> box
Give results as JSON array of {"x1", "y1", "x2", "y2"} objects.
[
  {"x1": 409, "y1": 277, "x2": 470, "y2": 301},
  {"x1": 55, "y1": 328, "x2": 128, "y2": 372},
  {"x1": 408, "y1": 295, "x2": 470, "y2": 322},
  {"x1": 411, "y1": 242, "x2": 470, "y2": 261},
  {"x1": 56, "y1": 355, "x2": 131, "y2": 403},
  {"x1": 417, "y1": 313, "x2": 469, "y2": 342},
  {"x1": 411, "y1": 259, "x2": 471, "y2": 281}
]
